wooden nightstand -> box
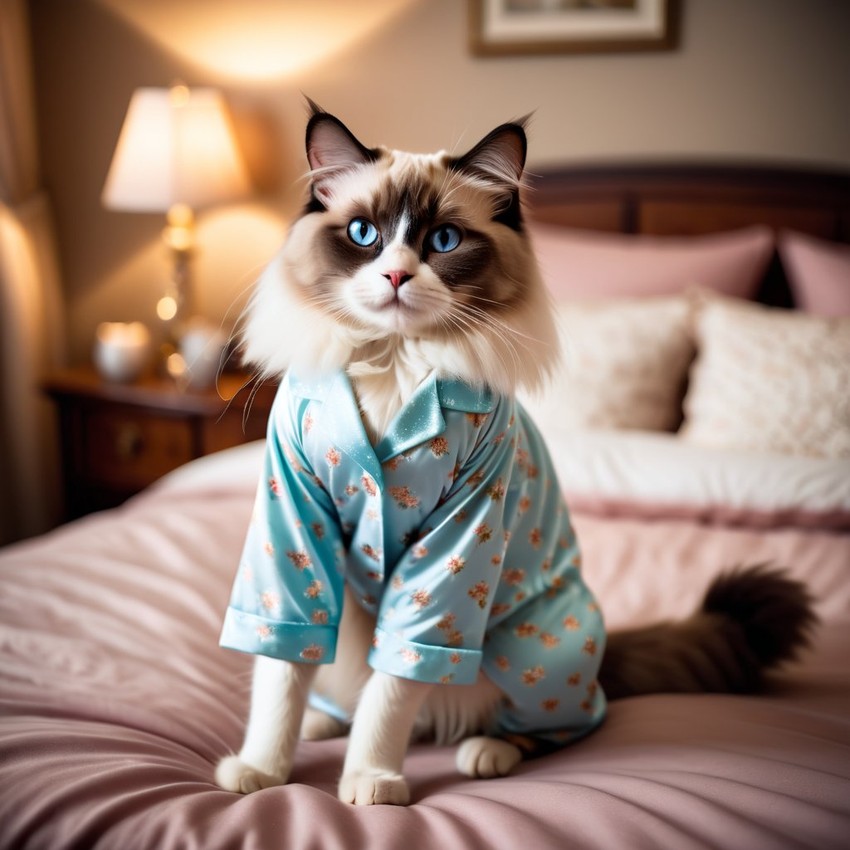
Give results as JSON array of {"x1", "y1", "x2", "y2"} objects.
[{"x1": 43, "y1": 367, "x2": 276, "y2": 521}]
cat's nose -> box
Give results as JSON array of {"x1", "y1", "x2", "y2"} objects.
[{"x1": 383, "y1": 270, "x2": 413, "y2": 289}]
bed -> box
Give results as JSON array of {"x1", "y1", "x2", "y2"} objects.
[{"x1": 2, "y1": 162, "x2": 849, "y2": 850}]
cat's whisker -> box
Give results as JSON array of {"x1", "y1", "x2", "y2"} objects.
[
  {"x1": 245, "y1": 378, "x2": 264, "y2": 432},
  {"x1": 459, "y1": 298, "x2": 554, "y2": 351},
  {"x1": 440, "y1": 304, "x2": 524, "y2": 383},
  {"x1": 466, "y1": 314, "x2": 528, "y2": 380},
  {"x1": 448, "y1": 301, "x2": 522, "y2": 353},
  {"x1": 390, "y1": 282, "x2": 530, "y2": 384}
]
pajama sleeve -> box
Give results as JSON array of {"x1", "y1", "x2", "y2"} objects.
[
  {"x1": 368, "y1": 397, "x2": 519, "y2": 685},
  {"x1": 219, "y1": 391, "x2": 346, "y2": 664}
]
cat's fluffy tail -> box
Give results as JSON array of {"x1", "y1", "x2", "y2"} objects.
[{"x1": 599, "y1": 564, "x2": 818, "y2": 700}]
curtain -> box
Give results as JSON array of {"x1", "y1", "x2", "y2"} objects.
[{"x1": 0, "y1": 0, "x2": 65, "y2": 545}]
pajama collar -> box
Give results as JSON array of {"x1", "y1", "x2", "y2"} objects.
[{"x1": 288, "y1": 370, "x2": 495, "y2": 490}]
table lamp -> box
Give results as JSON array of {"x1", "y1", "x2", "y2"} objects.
[{"x1": 102, "y1": 85, "x2": 250, "y2": 339}]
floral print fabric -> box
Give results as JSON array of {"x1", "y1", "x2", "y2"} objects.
[{"x1": 220, "y1": 370, "x2": 606, "y2": 741}]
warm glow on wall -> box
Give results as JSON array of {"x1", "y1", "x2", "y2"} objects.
[
  {"x1": 95, "y1": 0, "x2": 416, "y2": 83},
  {"x1": 193, "y1": 204, "x2": 288, "y2": 320}
]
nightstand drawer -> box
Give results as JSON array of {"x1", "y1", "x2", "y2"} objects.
[
  {"x1": 84, "y1": 407, "x2": 194, "y2": 490},
  {"x1": 44, "y1": 367, "x2": 276, "y2": 521}
]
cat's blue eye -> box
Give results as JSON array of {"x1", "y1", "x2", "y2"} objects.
[
  {"x1": 429, "y1": 224, "x2": 462, "y2": 253},
  {"x1": 347, "y1": 218, "x2": 379, "y2": 247}
]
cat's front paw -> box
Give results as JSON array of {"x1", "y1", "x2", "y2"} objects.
[
  {"x1": 215, "y1": 755, "x2": 288, "y2": 794},
  {"x1": 338, "y1": 770, "x2": 410, "y2": 806},
  {"x1": 456, "y1": 736, "x2": 522, "y2": 778}
]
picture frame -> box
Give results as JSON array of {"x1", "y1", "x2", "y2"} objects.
[{"x1": 469, "y1": 0, "x2": 677, "y2": 56}]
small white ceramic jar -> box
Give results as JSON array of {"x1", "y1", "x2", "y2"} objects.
[{"x1": 93, "y1": 321, "x2": 151, "y2": 383}]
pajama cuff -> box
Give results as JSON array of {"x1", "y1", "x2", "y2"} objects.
[
  {"x1": 367, "y1": 627, "x2": 483, "y2": 685},
  {"x1": 219, "y1": 607, "x2": 338, "y2": 664}
]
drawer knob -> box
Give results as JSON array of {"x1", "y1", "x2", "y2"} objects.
[{"x1": 115, "y1": 423, "x2": 144, "y2": 459}]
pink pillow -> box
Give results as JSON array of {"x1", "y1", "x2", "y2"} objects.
[
  {"x1": 529, "y1": 224, "x2": 773, "y2": 300},
  {"x1": 779, "y1": 230, "x2": 850, "y2": 316}
]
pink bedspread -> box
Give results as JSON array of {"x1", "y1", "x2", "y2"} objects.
[{"x1": 1, "y1": 444, "x2": 848, "y2": 849}]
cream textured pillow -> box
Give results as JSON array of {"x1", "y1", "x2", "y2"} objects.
[
  {"x1": 681, "y1": 297, "x2": 850, "y2": 458},
  {"x1": 520, "y1": 296, "x2": 694, "y2": 432}
]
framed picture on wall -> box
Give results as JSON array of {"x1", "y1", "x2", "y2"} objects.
[{"x1": 469, "y1": 0, "x2": 677, "y2": 56}]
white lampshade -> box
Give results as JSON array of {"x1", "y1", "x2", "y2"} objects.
[{"x1": 102, "y1": 86, "x2": 250, "y2": 212}]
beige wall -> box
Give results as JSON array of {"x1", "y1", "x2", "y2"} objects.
[{"x1": 29, "y1": 0, "x2": 850, "y2": 364}]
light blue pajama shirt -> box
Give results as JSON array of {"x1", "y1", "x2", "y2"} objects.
[{"x1": 220, "y1": 370, "x2": 606, "y2": 744}]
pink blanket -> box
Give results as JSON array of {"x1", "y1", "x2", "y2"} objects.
[{"x1": 1, "y1": 442, "x2": 848, "y2": 849}]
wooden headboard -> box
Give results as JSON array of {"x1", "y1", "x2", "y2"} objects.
[{"x1": 524, "y1": 162, "x2": 850, "y2": 306}]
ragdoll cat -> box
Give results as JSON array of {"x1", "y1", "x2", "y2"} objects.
[{"x1": 215, "y1": 104, "x2": 816, "y2": 806}]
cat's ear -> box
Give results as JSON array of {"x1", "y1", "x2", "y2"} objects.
[
  {"x1": 305, "y1": 101, "x2": 377, "y2": 204},
  {"x1": 450, "y1": 121, "x2": 528, "y2": 187}
]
